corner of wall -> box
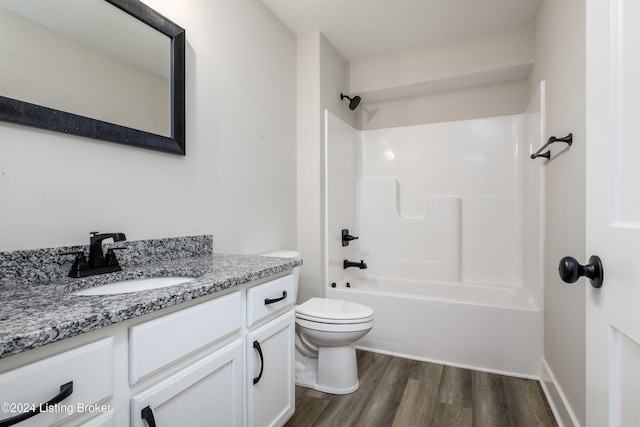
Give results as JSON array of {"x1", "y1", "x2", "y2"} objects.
[
  {"x1": 529, "y1": 0, "x2": 587, "y2": 425},
  {"x1": 540, "y1": 358, "x2": 582, "y2": 427},
  {"x1": 295, "y1": 31, "x2": 361, "y2": 302}
]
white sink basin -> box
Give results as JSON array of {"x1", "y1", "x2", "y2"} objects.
[{"x1": 73, "y1": 277, "x2": 194, "y2": 295}]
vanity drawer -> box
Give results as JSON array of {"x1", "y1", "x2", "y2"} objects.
[
  {"x1": 247, "y1": 275, "x2": 295, "y2": 328},
  {"x1": 129, "y1": 291, "x2": 241, "y2": 384},
  {"x1": 0, "y1": 338, "x2": 113, "y2": 427}
]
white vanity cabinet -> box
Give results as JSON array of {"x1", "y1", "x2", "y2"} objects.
[
  {"x1": 0, "y1": 338, "x2": 114, "y2": 427},
  {"x1": 0, "y1": 272, "x2": 297, "y2": 427},
  {"x1": 130, "y1": 274, "x2": 296, "y2": 427},
  {"x1": 246, "y1": 275, "x2": 296, "y2": 427}
]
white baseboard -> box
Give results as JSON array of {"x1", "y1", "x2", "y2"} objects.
[
  {"x1": 539, "y1": 358, "x2": 581, "y2": 427},
  {"x1": 356, "y1": 345, "x2": 539, "y2": 380}
]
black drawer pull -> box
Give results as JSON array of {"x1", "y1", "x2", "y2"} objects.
[
  {"x1": 264, "y1": 291, "x2": 287, "y2": 305},
  {"x1": 141, "y1": 405, "x2": 157, "y2": 427},
  {"x1": 0, "y1": 381, "x2": 73, "y2": 427},
  {"x1": 253, "y1": 340, "x2": 264, "y2": 385}
]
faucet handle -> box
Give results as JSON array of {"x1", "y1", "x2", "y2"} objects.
[
  {"x1": 342, "y1": 229, "x2": 359, "y2": 246},
  {"x1": 62, "y1": 251, "x2": 90, "y2": 278},
  {"x1": 105, "y1": 247, "x2": 126, "y2": 267}
]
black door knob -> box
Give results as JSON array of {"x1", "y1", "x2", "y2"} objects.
[{"x1": 558, "y1": 255, "x2": 604, "y2": 288}]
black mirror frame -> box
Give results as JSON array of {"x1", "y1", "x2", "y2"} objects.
[{"x1": 0, "y1": 0, "x2": 186, "y2": 155}]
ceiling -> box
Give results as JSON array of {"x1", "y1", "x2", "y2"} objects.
[{"x1": 261, "y1": 0, "x2": 541, "y2": 60}]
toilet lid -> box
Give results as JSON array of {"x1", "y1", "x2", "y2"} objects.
[{"x1": 296, "y1": 298, "x2": 374, "y2": 323}]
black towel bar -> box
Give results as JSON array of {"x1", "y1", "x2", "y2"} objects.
[{"x1": 531, "y1": 133, "x2": 573, "y2": 160}]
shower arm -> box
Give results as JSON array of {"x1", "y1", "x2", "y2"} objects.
[{"x1": 531, "y1": 133, "x2": 573, "y2": 160}]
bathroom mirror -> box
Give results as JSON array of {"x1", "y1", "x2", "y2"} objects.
[{"x1": 0, "y1": 0, "x2": 186, "y2": 155}]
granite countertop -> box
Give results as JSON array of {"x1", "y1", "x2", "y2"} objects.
[{"x1": 0, "y1": 236, "x2": 302, "y2": 360}]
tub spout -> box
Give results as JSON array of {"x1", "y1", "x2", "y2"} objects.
[{"x1": 344, "y1": 259, "x2": 367, "y2": 269}]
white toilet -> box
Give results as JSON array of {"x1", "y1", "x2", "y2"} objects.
[{"x1": 263, "y1": 251, "x2": 374, "y2": 394}]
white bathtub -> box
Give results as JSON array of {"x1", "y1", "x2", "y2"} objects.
[{"x1": 326, "y1": 277, "x2": 543, "y2": 378}]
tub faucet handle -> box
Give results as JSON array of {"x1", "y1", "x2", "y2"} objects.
[{"x1": 342, "y1": 229, "x2": 359, "y2": 246}]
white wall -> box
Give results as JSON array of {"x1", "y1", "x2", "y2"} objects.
[
  {"x1": 348, "y1": 24, "x2": 533, "y2": 131},
  {"x1": 296, "y1": 33, "x2": 323, "y2": 303},
  {"x1": 0, "y1": 0, "x2": 297, "y2": 255},
  {"x1": 296, "y1": 33, "x2": 355, "y2": 302},
  {"x1": 349, "y1": 24, "x2": 534, "y2": 103},
  {"x1": 529, "y1": 0, "x2": 586, "y2": 425},
  {"x1": 357, "y1": 79, "x2": 529, "y2": 130}
]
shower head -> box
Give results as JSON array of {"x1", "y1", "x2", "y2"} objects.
[{"x1": 340, "y1": 93, "x2": 361, "y2": 111}]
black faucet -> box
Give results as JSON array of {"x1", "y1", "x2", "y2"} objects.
[
  {"x1": 67, "y1": 232, "x2": 127, "y2": 277},
  {"x1": 343, "y1": 259, "x2": 367, "y2": 270},
  {"x1": 89, "y1": 232, "x2": 126, "y2": 268}
]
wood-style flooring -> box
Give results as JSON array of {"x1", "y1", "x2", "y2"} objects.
[{"x1": 285, "y1": 350, "x2": 557, "y2": 427}]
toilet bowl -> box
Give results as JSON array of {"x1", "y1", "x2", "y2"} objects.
[
  {"x1": 262, "y1": 251, "x2": 375, "y2": 395},
  {"x1": 295, "y1": 297, "x2": 374, "y2": 394}
]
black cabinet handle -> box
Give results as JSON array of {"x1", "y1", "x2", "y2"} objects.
[
  {"x1": 264, "y1": 291, "x2": 287, "y2": 305},
  {"x1": 559, "y1": 255, "x2": 604, "y2": 288},
  {"x1": 0, "y1": 381, "x2": 73, "y2": 427},
  {"x1": 141, "y1": 406, "x2": 157, "y2": 427},
  {"x1": 253, "y1": 340, "x2": 264, "y2": 385}
]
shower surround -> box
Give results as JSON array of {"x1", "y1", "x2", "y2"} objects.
[{"x1": 324, "y1": 87, "x2": 545, "y2": 377}]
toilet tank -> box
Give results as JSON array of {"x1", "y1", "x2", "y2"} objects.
[{"x1": 262, "y1": 250, "x2": 300, "y2": 301}]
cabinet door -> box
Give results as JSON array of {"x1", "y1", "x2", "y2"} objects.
[
  {"x1": 131, "y1": 340, "x2": 243, "y2": 427},
  {"x1": 246, "y1": 311, "x2": 295, "y2": 427}
]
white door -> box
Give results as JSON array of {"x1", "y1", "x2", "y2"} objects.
[{"x1": 586, "y1": 0, "x2": 640, "y2": 425}]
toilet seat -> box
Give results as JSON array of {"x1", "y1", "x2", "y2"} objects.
[
  {"x1": 296, "y1": 312, "x2": 374, "y2": 324},
  {"x1": 296, "y1": 316, "x2": 374, "y2": 333},
  {"x1": 296, "y1": 298, "x2": 374, "y2": 322},
  {"x1": 295, "y1": 298, "x2": 374, "y2": 332}
]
